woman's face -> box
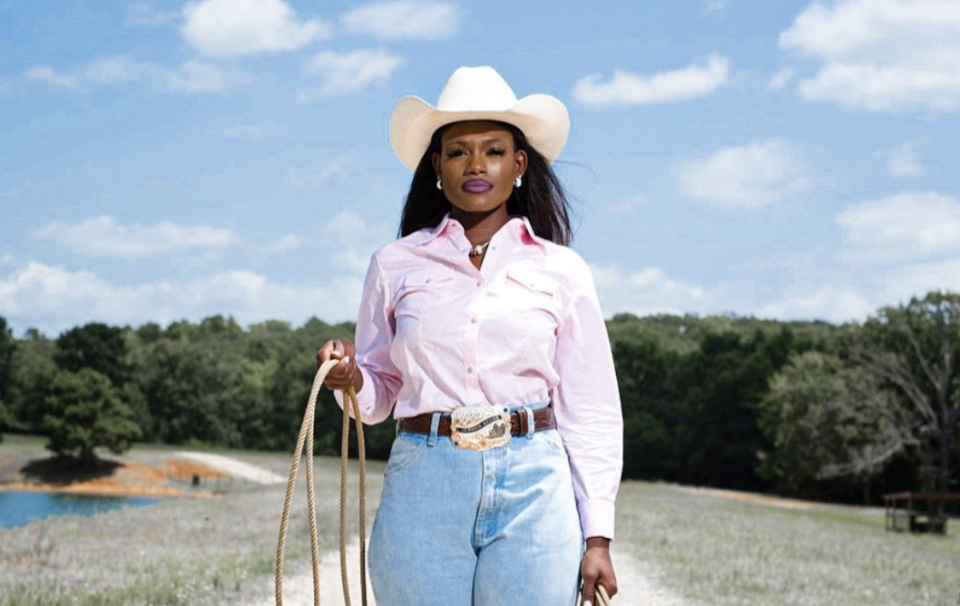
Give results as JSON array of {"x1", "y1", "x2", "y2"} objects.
[{"x1": 432, "y1": 120, "x2": 527, "y2": 217}]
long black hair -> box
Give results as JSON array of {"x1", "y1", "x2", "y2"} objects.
[{"x1": 398, "y1": 121, "x2": 573, "y2": 246}]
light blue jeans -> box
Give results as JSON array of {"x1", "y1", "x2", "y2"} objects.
[{"x1": 369, "y1": 410, "x2": 583, "y2": 606}]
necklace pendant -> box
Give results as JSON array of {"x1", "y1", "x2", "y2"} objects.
[{"x1": 469, "y1": 242, "x2": 490, "y2": 257}]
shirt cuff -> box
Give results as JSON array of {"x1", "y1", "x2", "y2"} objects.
[
  {"x1": 578, "y1": 498, "x2": 616, "y2": 541},
  {"x1": 332, "y1": 366, "x2": 380, "y2": 423}
]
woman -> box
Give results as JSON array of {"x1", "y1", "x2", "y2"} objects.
[{"x1": 318, "y1": 66, "x2": 622, "y2": 606}]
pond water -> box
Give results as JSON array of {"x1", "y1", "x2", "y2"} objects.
[{"x1": 0, "y1": 491, "x2": 159, "y2": 529}]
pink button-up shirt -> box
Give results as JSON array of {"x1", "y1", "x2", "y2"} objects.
[{"x1": 344, "y1": 214, "x2": 623, "y2": 540}]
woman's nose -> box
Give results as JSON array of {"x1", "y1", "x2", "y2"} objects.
[{"x1": 466, "y1": 157, "x2": 485, "y2": 174}]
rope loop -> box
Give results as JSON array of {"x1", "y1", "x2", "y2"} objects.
[{"x1": 275, "y1": 358, "x2": 367, "y2": 606}]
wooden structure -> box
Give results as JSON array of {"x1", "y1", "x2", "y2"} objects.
[{"x1": 884, "y1": 492, "x2": 960, "y2": 534}]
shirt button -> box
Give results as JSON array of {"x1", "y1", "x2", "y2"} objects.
[
  {"x1": 470, "y1": 317, "x2": 477, "y2": 324},
  {"x1": 466, "y1": 367, "x2": 474, "y2": 374},
  {"x1": 475, "y1": 280, "x2": 482, "y2": 287}
]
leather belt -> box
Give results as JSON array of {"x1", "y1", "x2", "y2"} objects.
[{"x1": 399, "y1": 406, "x2": 556, "y2": 437}]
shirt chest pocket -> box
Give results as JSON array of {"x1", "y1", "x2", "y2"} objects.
[
  {"x1": 393, "y1": 272, "x2": 456, "y2": 317},
  {"x1": 497, "y1": 269, "x2": 561, "y2": 328}
]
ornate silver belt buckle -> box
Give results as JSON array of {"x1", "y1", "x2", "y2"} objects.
[{"x1": 450, "y1": 404, "x2": 511, "y2": 451}]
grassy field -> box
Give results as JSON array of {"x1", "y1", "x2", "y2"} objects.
[
  {"x1": 2, "y1": 435, "x2": 959, "y2": 605},
  {"x1": 618, "y1": 483, "x2": 960, "y2": 606},
  {"x1": 0, "y1": 436, "x2": 382, "y2": 606}
]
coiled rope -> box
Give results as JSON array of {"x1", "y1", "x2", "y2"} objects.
[
  {"x1": 275, "y1": 358, "x2": 367, "y2": 606},
  {"x1": 586, "y1": 585, "x2": 612, "y2": 606}
]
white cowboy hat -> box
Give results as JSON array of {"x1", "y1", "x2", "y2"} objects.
[{"x1": 390, "y1": 66, "x2": 570, "y2": 171}]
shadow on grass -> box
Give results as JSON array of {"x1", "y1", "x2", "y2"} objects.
[{"x1": 21, "y1": 456, "x2": 122, "y2": 486}]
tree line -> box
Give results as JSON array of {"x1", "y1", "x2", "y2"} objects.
[{"x1": 0, "y1": 291, "x2": 957, "y2": 503}]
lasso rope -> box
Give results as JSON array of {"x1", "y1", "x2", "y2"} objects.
[{"x1": 275, "y1": 358, "x2": 367, "y2": 606}]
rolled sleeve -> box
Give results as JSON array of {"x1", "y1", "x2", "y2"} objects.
[{"x1": 552, "y1": 258, "x2": 623, "y2": 540}]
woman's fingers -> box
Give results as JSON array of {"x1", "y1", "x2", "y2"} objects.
[
  {"x1": 315, "y1": 339, "x2": 360, "y2": 391},
  {"x1": 580, "y1": 544, "x2": 617, "y2": 605}
]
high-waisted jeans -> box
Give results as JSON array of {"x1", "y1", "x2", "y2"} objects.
[{"x1": 368, "y1": 412, "x2": 583, "y2": 606}]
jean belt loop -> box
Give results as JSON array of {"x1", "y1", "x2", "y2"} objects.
[
  {"x1": 395, "y1": 420, "x2": 402, "y2": 437},
  {"x1": 524, "y1": 407, "x2": 535, "y2": 439},
  {"x1": 427, "y1": 412, "x2": 441, "y2": 447}
]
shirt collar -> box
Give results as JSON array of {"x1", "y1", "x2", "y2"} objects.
[{"x1": 417, "y1": 213, "x2": 547, "y2": 251}]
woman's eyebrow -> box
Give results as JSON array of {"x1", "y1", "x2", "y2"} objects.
[{"x1": 446, "y1": 137, "x2": 508, "y2": 147}]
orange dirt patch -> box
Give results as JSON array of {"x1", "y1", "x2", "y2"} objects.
[
  {"x1": 163, "y1": 459, "x2": 227, "y2": 481},
  {"x1": 679, "y1": 486, "x2": 820, "y2": 510},
  {"x1": 0, "y1": 456, "x2": 226, "y2": 498}
]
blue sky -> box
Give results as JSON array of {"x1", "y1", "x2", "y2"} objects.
[{"x1": 2, "y1": 0, "x2": 960, "y2": 336}]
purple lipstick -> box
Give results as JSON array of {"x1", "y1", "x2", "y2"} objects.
[{"x1": 462, "y1": 179, "x2": 493, "y2": 193}]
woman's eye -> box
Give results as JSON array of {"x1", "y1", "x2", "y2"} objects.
[
  {"x1": 445, "y1": 149, "x2": 465, "y2": 158},
  {"x1": 488, "y1": 148, "x2": 506, "y2": 156}
]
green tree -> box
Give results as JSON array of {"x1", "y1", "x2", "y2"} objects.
[
  {"x1": 758, "y1": 351, "x2": 907, "y2": 496},
  {"x1": 0, "y1": 316, "x2": 14, "y2": 442},
  {"x1": 130, "y1": 339, "x2": 236, "y2": 445},
  {"x1": 44, "y1": 369, "x2": 141, "y2": 461},
  {"x1": 7, "y1": 329, "x2": 58, "y2": 432},
  {"x1": 56, "y1": 323, "x2": 128, "y2": 387},
  {"x1": 852, "y1": 291, "x2": 960, "y2": 492},
  {"x1": 612, "y1": 336, "x2": 684, "y2": 480},
  {"x1": 676, "y1": 328, "x2": 808, "y2": 490},
  {"x1": 0, "y1": 316, "x2": 14, "y2": 403}
]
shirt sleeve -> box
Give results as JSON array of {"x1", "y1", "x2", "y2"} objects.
[
  {"x1": 334, "y1": 252, "x2": 403, "y2": 424},
  {"x1": 552, "y1": 257, "x2": 623, "y2": 540}
]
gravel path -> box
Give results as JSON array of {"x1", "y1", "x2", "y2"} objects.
[
  {"x1": 612, "y1": 543, "x2": 699, "y2": 606},
  {"x1": 251, "y1": 537, "x2": 696, "y2": 606},
  {"x1": 176, "y1": 451, "x2": 286, "y2": 485},
  {"x1": 252, "y1": 537, "x2": 374, "y2": 606}
]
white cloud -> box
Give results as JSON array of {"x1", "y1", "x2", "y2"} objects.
[
  {"x1": 215, "y1": 121, "x2": 281, "y2": 140},
  {"x1": 342, "y1": 1, "x2": 459, "y2": 39},
  {"x1": 301, "y1": 50, "x2": 405, "y2": 99},
  {"x1": 881, "y1": 257, "x2": 960, "y2": 304},
  {"x1": 126, "y1": 2, "x2": 179, "y2": 27},
  {"x1": 882, "y1": 139, "x2": 925, "y2": 177},
  {"x1": 181, "y1": 0, "x2": 330, "y2": 58},
  {"x1": 26, "y1": 66, "x2": 79, "y2": 89},
  {"x1": 322, "y1": 211, "x2": 394, "y2": 274},
  {"x1": 758, "y1": 286, "x2": 875, "y2": 323},
  {"x1": 25, "y1": 56, "x2": 249, "y2": 95},
  {"x1": 608, "y1": 195, "x2": 648, "y2": 217},
  {"x1": 1, "y1": 213, "x2": 393, "y2": 333},
  {"x1": 165, "y1": 60, "x2": 252, "y2": 93},
  {"x1": 0, "y1": 261, "x2": 362, "y2": 335},
  {"x1": 675, "y1": 140, "x2": 809, "y2": 210},
  {"x1": 757, "y1": 189, "x2": 960, "y2": 323},
  {"x1": 837, "y1": 191, "x2": 960, "y2": 263},
  {"x1": 573, "y1": 55, "x2": 729, "y2": 107},
  {"x1": 705, "y1": 0, "x2": 727, "y2": 12},
  {"x1": 26, "y1": 56, "x2": 144, "y2": 90},
  {"x1": 285, "y1": 158, "x2": 347, "y2": 189},
  {"x1": 264, "y1": 234, "x2": 303, "y2": 254},
  {"x1": 780, "y1": 0, "x2": 960, "y2": 112},
  {"x1": 768, "y1": 67, "x2": 797, "y2": 92},
  {"x1": 590, "y1": 263, "x2": 707, "y2": 318},
  {"x1": 33, "y1": 216, "x2": 240, "y2": 258}
]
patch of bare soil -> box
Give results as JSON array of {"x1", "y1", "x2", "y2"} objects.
[
  {"x1": 677, "y1": 485, "x2": 826, "y2": 510},
  {"x1": 0, "y1": 452, "x2": 230, "y2": 498}
]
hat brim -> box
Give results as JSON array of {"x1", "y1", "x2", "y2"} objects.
[{"x1": 390, "y1": 94, "x2": 570, "y2": 171}]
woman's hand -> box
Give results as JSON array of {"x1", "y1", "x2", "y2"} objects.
[
  {"x1": 580, "y1": 537, "x2": 617, "y2": 606},
  {"x1": 316, "y1": 339, "x2": 364, "y2": 393}
]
